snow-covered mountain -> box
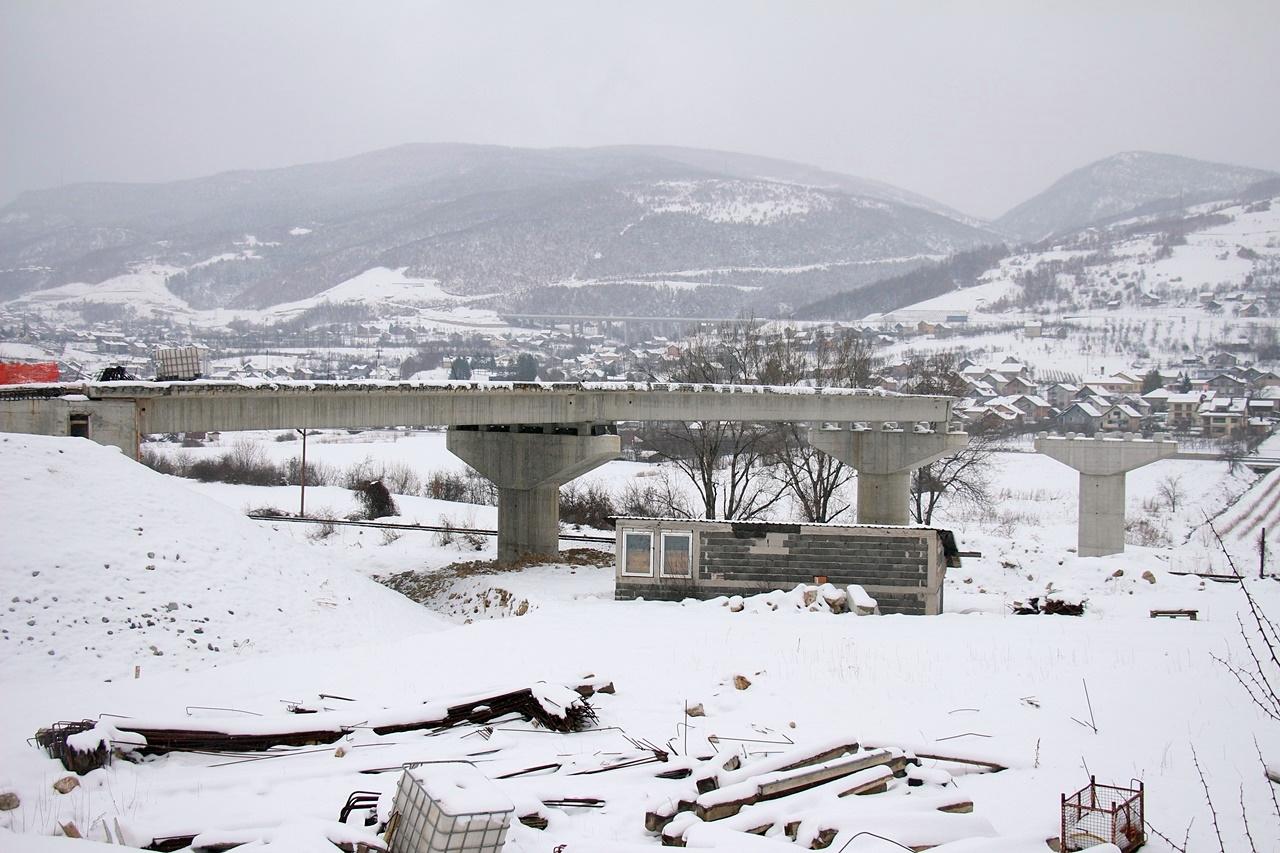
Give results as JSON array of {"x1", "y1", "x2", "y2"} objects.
[
  {"x1": 881, "y1": 189, "x2": 1280, "y2": 329},
  {"x1": 995, "y1": 151, "x2": 1276, "y2": 242},
  {"x1": 0, "y1": 144, "x2": 998, "y2": 317}
]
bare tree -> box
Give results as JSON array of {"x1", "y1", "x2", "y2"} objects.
[
  {"x1": 1157, "y1": 474, "x2": 1185, "y2": 513},
  {"x1": 765, "y1": 329, "x2": 881, "y2": 522},
  {"x1": 912, "y1": 433, "x2": 994, "y2": 525},
  {"x1": 896, "y1": 352, "x2": 991, "y2": 525},
  {"x1": 644, "y1": 319, "x2": 787, "y2": 520}
]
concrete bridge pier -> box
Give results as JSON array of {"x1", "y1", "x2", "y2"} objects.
[
  {"x1": 810, "y1": 424, "x2": 970, "y2": 525},
  {"x1": 447, "y1": 424, "x2": 621, "y2": 562},
  {"x1": 1035, "y1": 431, "x2": 1179, "y2": 557}
]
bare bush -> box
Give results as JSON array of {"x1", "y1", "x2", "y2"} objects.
[
  {"x1": 186, "y1": 439, "x2": 281, "y2": 485},
  {"x1": 281, "y1": 456, "x2": 336, "y2": 487},
  {"x1": 343, "y1": 457, "x2": 421, "y2": 495},
  {"x1": 616, "y1": 473, "x2": 692, "y2": 518},
  {"x1": 1126, "y1": 515, "x2": 1171, "y2": 547},
  {"x1": 462, "y1": 468, "x2": 497, "y2": 505},
  {"x1": 307, "y1": 508, "x2": 338, "y2": 540},
  {"x1": 559, "y1": 481, "x2": 616, "y2": 529},
  {"x1": 139, "y1": 447, "x2": 187, "y2": 477},
  {"x1": 352, "y1": 480, "x2": 398, "y2": 520},
  {"x1": 434, "y1": 516, "x2": 457, "y2": 546},
  {"x1": 426, "y1": 470, "x2": 470, "y2": 502}
]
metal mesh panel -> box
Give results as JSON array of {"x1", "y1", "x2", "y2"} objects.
[
  {"x1": 154, "y1": 347, "x2": 206, "y2": 381},
  {"x1": 390, "y1": 764, "x2": 513, "y2": 853},
  {"x1": 1061, "y1": 778, "x2": 1145, "y2": 852}
]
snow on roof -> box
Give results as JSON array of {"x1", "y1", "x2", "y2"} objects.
[{"x1": 1068, "y1": 402, "x2": 1104, "y2": 418}]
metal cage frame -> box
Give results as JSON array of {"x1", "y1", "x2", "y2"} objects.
[{"x1": 1061, "y1": 776, "x2": 1145, "y2": 852}]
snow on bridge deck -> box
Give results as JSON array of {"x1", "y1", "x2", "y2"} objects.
[{"x1": 3, "y1": 379, "x2": 954, "y2": 434}]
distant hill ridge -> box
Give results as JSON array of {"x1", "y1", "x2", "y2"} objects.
[
  {"x1": 0, "y1": 143, "x2": 996, "y2": 314},
  {"x1": 995, "y1": 151, "x2": 1276, "y2": 242},
  {"x1": 3, "y1": 145, "x2": 1276, "y2": 320}
]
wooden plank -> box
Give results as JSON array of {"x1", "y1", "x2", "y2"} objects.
[{"x1": 695, "y1": 749, "x2": 898, "y2": 822}]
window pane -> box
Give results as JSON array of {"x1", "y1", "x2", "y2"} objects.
[
  {"x1": 663, "y1": 534, "x2": 691, "y2": 577},
  {"x1": 624, "y1": 532, "x2": 651, "y2": 575}
]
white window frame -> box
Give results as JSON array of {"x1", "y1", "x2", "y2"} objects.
[
  {"x1": 659, "y1": 530, "x2": 694, "y2": 579},
  {"x1": 621, "y1": 530, "x2": 654, "y2": 577}
]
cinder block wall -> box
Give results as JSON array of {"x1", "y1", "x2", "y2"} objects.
[{"x1": 613, "y1": 518, "x2": 951, "y2": 615}]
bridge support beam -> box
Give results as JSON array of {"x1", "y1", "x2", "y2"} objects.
[
  {"x1": 810, "y1": 425, "x2": 970, "y2": 526},
  {"x1": 1035, "y1": 432, "x2": 1178, "y2": 558},
  {"x1": 447, "y1": 424, "x2": 621, "y2": 563}
]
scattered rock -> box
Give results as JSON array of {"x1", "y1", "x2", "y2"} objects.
[
  {"x1": 1142, "y1": 570, "x2": 1156, "y2": 584},
  {"x1": 733, "y1": 675, "x2": 752, "y2": 691},
  {"x1": 334, "y1": 746, "x2": 348, "y2": 758},
  {"x1": 0, "y1": 791, "x2": 19, "y2": 811},
  {"x1": 726, "y1": 596, "x2": 745, "y2": 613},
  {"x1": 165, "y1": 602, "x2": 179, "y2": 611},
  {"x1": 686, "y1": 703, "x2": 706, "y2": 718},
  {"x1": 53, "y1": 775, "x2": 80, "y2": 794},
  {"x1": 1111, "y1": 569, "x2": 1124, "y2": 579}
]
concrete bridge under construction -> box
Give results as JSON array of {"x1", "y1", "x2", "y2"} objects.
[{"x1": 2, "y1": 380, "x2": 964, "y2": 561}]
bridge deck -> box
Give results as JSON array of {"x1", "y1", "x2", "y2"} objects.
[{"x1": 3, "y1": 380, "x2": 952, "y2": 434}]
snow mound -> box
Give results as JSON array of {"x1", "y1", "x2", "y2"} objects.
[{"x1": 0, "y1": 434, "x2": 443, "y2": 681}]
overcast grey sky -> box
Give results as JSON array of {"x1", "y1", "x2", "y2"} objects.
[{"x1": 2, "y1": 0, "x2": 1277, "y2": 218}]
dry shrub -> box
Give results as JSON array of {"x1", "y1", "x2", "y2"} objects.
[
  {"x1": 559, "y1": 481, "x2": 615, "y2": 529},
  {"x1": 353, "y1": 479, "x2": 398, "y2": 519},
  {"x1": 343, "y1": 457, "x2": 421, "y2": 495},
  {"x1": 1126, "y1": 515, "x2": 1171, "y2": 547},
  {"x1": 307, "y1": 508, "x2": 338, "y2": 540}
]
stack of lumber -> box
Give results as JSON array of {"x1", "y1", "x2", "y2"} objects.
[{"x1": 645, "y1": 738, "x2": 1005, "y2": 849}]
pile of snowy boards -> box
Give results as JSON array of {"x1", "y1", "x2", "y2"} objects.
[{"x1": 28, "y1": 676, "x2": 1120, "y2": 852}]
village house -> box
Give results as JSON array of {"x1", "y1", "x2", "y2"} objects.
[
  {"x1": 1003, "y1": 394, "x2": 1054, "y2": 423},
  {"x1": 1199, "y1": 397, "x2": 1247, "y2": 438},
  {"x1": 1167, "y1": 391, "x2": 1212, "y2": 429},
  {"x1": 1103, "y1": 403, "x2": 1143, "y2": 432},
  {"x1": 1000, "y1": 374, "x2": 1037, "y2": 397},
  {"x1": 1202, "y1": 372, "x2": 1248, "y2": 395},
  {"x1": 1141, "y1": 387, "x2": 1172, "y2": 413},
  {"x1": 1044, "y1": 382, "x2": 1081, "y2": 412},
  {"x1": 1056, "y1": 401, "x2": 1106, "y2": 434}
]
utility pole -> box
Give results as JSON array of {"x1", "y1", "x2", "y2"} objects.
[
  {"x1": 297, "y1": 428, "x2": 308, "y2": 516},
  {"x1": 1262, "y1": 527, "x2": 1267, "y2": 580}
]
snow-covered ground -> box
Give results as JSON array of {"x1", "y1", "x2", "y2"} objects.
[{"x1": 3, "y1": 431, "x2": 1280, "y2": 851}]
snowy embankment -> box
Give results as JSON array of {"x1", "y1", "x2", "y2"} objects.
[{"x1": 0, "y1": 434, "x2": 445, "y2": 683}]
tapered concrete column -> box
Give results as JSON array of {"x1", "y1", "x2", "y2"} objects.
[
  {"x1": 810, "y1": 425, "x2": 970, "y2": 525},
  {"x1": 1035, "y1": 432, "x2": 1178, "y2": 558},
  {"x1": 447, "y1": 424, "x2": 621, "y2": 562}
]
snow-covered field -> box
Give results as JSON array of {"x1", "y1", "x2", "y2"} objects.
[{"x1": 3, "y1": 431, "x2": 1280, "y2": 851}]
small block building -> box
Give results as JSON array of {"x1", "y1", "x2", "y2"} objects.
[{"x1": 612, "y1": 517, "x2": 960, "y2": 615}]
